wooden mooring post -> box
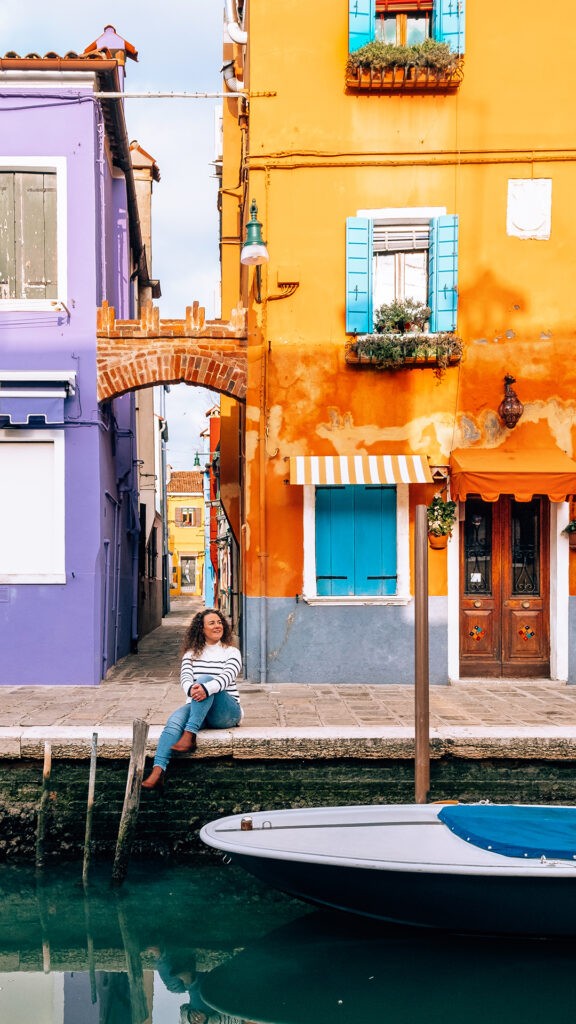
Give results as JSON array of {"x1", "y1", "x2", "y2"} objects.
[
  {"x1": 414, "y1": 505, "x2": 430, "y2": 804},
  {"x1": 111, "y1": 719, "x2": 149, "y2": 887},
  {"x1": 35, "y1": 741, "x2": 52, "y2": 873},
  {"x1": 82, "y1": 732, "x2": 98, "y2": 888}
]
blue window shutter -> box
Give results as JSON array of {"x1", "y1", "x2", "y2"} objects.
[
  {"x1": 349, "y1": 0, "x2": 376, "y2": 52},
  {"x1": 428, "y1": 215, "x2": 458, "y2": 333},
  {"x1": 316, "y1": 487, "x2": 354, "y2": 596},
  {"x1": 346, "y1": 217, "x2": 373, "y2": 335},
  {"x1": 433, "y1": 0, "x2": 465, "y2": 54},
  {"x1": 316, "y1": 486, "x2": 397, "y2": 597},
  {"x1": 354, "y1": 487, "x2": 397, "y2": 596}
]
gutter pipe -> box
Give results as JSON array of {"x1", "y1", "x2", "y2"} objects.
[{"x1": 224, "y1": 0, "x2": 248, "y2": 44}]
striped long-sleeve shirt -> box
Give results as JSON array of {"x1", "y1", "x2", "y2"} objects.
[{"x1": 180, "y1": 642, "x2": 242, "y2": 704}]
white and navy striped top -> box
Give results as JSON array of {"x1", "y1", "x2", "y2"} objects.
[{"x1": 180, "y1": 642, "x2": 242, "y2": 705}]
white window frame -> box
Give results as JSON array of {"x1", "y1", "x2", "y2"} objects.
[
  {"x1": 0, "y1": 156, "x2": 67, "y2": 312},
  {"x1": 0, "y1": 428, "x2": 66, "y2": 584},
  {"x1": 302, "y1": 483, "x2": 411, "y2": 605}
]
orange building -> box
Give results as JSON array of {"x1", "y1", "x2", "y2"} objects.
[{"x1": 218, "y1": 0, "x2": 576, "y2": 684}]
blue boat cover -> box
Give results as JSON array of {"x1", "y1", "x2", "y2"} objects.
[{"x1": 438, "y1": 804, "x2": 576, "y2": 860}]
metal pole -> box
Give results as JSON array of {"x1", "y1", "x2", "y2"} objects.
[{"x1": 414, "y1": 505, "x2": 430, "y2": 803}]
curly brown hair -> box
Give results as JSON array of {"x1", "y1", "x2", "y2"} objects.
[{"x1": 180, "y1": 608, "x2": 232, "y2": 657}]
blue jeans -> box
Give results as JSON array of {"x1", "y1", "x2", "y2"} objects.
[{"x1": 153, "y1": 676, "x2": 242, "y2": 770}]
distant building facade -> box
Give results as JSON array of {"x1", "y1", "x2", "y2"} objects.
[{"x1": 167, "y1": 471, "x2": 205, "y2": 597}]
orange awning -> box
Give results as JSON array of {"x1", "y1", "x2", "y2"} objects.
[
  {"x1": 450, "y1": 448, "x2": 576, "y2": 503},
  {"x1": 289, "y1": 454, "x2": 433, "y2": 486}
]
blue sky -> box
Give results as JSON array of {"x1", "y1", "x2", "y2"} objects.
[{"x1": 3, "y1": 0, "x2": 225, "y2": 466}]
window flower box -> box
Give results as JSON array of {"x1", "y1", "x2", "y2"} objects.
[
  {"x1": 345, "y1": 332, "x2": 462, "y2": 378},
  {"x1": 346, "y1": 39, "x2": 463, "y2": 93}
]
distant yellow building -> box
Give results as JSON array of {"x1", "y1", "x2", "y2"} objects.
[{"x1": 167, "y1": 471, "x2": 205, "y2": 597}]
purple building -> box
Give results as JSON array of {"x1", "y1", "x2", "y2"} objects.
[{"x1": 0, "y1": 27, "x2": 159, "y2": 685}]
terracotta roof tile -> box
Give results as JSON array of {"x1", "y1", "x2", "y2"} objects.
[{"x1": 167, "y1": 471, "x2": 204, "y2": 494}]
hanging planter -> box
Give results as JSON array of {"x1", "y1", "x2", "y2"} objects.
[
  {"x1": 428, "y1": 533, "x2": 448, "y2": 550},
  {"x1": 426, "y1": 493, "x2": 457, "y2": 549}
]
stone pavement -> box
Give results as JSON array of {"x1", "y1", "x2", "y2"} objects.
[{"x1": 1, "y1": 597, "x2": 576, "y2": 761}]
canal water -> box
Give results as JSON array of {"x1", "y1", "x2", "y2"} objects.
[{"x1": 1, "y1": 859, "x2": 576, "y2": 1023}]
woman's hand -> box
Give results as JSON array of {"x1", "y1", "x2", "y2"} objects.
[{"x1": 189, "y1": 683, "x2": 207, "y2": 702}]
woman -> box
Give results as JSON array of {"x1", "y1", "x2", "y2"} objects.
[{"x1": 142, "y1": 608, "x2": 242, "y2": 790}]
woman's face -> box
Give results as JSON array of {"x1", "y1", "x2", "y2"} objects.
[{"x1": 203, "y1": 613, "x2": 224, "y2": 644}]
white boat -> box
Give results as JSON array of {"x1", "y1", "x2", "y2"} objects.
[{"x1": 200, "y1": 802, "x2": 576, "y2": 935}]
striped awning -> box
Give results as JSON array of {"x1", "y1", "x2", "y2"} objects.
[{"x1": 289, "y1": 454, "x2": 433, "y2": 486}]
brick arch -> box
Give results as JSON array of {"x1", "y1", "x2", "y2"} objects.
[{"x1": 97, "y1": 301, "x2": 247, "y2": 402}]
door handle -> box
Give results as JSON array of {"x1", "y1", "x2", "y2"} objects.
[
  {"x1": 473, "y1": 601, "x2": 482, "y2": 608},
  {"x1": 522, "y1": 601, "x2": 530, "y2": 609}
]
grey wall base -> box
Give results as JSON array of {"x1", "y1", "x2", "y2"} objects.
[{"x1": 243, "y1": 596, "x2": 448, "y2": 685}]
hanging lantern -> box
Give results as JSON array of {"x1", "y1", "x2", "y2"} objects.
[{"x1": 498, "y1": 374, "x2": 524, "y2": 429}]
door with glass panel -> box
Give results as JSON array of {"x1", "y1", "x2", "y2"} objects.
[{"x1": 460, "y1": 496, "x2": 549, "y2": 677}]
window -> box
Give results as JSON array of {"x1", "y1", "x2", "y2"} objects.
[
  {"x1": 316, "y1": 485, "x2": 396, "y2": 596},
  {"x1": 175, "y1": 506, "x2": 201, "y2": 527},
  {"x1": 0, "y1": 158, "x2": 67, "y2": 310},
  {"x1": 346, "y1": 208, "x2": 458, "y2": 334},
  {"x1": 375, "y1": 0, "x2": 431, "y2": 45},
  {"x1": 0, "y1": 430, "x2": 65, "y2": 584},
  {"x1": 349, "y1": 0, "x2": 465, "y2": 54},
  {"x1": 303, "y1": 483, "x2": 411, "y2": 603},
  {"x1": 180, "y1": 556, "x2": 196, "y2": 591}
]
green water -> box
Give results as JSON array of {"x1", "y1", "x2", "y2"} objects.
[{"x1": 1, "y1": 861, "x2": 576, "y2": 1023}]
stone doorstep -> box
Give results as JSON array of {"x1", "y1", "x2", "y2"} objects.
[{"x1": 0, "y1": 726, "x2": 576, "y2": 761}]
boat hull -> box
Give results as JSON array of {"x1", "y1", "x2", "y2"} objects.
[
  {"x1": 231, "y1": 849, "x2": 576, "y2": 935},
  {"x1": 200, "y1": 803, "x2": 576, "y2": 935}
]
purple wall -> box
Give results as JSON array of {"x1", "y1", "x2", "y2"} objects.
[{"x1": 0, "y1": 83, "x2": 139, "y2": 685}]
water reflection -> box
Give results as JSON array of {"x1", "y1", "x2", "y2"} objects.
[{"x1": 1, "y1": 862, "x2": 576, "y2": 1023}]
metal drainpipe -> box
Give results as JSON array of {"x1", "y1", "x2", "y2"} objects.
[
  {"x1": 96, "y1": 113, "x2": 108, "y2": 302},
  {"x1": 101, "y1": 539, "x2": 111, "y2": 677},
  {"x1": 104, "y1": 491, "x2": 121, "y2": 666},
  {"x1": 258, "y1": 343, "x2": 268, "y2": 684}
]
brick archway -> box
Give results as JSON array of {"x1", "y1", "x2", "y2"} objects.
[{"x1": 97, "y1": 301, "x2": 247, "y2": 401}]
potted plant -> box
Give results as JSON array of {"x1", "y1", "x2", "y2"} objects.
[
  {"x1": 346, "y1": 38, "x2": 464, "y2": 91},
  {"x1": 561, "y1": 519, "x2": 576, "y2": 549},
  {"x1": 346, "y1": 299, "x2": 463, "y2": 378},
  {"x1": 426, "y1": 493, "x2": 457, "y2": 549}
]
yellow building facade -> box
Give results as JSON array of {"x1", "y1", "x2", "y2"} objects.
[
  {"x1": 219, "y1": 0, "x2": 576, "y2": 684},
  {"x1": 167, "y1": 471, "x2": 205, "y2": 597}
]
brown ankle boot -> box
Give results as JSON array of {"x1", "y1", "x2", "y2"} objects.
[
  {"x1": 142, "y1": 766, "x2": 165, "y2": 790},
  {"x1": 171, "y1": 731, "x2": 197, "y2": 753}
]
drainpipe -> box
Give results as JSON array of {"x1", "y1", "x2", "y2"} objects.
[
  {"x1": 101, "y1": 539, "x2": 111, "y2": 677},
  {"x1": 224, "y1": 0, "x2": 248, "y2": 44},
  {"x1": 258, "y1": 343, "x2": 268, "y2": 684},
  {"x1": 105, "y1": 490, "x2": 121, "y2": 666},
  {"x1": 222, "y1": 59, "x2": 245, "y2": 93}
]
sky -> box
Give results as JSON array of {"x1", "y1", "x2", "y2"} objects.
[{"x1": 2, "y1": 0, "x2": 225, "y2": 467}]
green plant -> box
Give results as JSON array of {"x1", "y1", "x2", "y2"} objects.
[
  {"x1": 374, "y1": 299, "x2": 431, "y2": 334},
  {"x1": 562, "y1": 519, "x2": 576, "y2": 535},
  {"x1": 349, "y1": 332, "x2": 462, "y2": 377},
  {"x1": 426, "y1": 493, "x2": 457, "y2": 537},
  {"x1": 346, "y1": 38, "x2": 461, "y2": 76}
]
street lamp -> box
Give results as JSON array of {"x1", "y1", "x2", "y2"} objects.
[{"x1": 240, "y1": 199, "x2": 269, "y2": 302}]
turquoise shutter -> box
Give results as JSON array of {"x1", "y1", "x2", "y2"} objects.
[
  {"x1": 433, "y1": 0, "x2": 465, "y2": 54},
  {"x1": 316, "y1": 485, "x2": 397, "y2": 596},
  {"x1": 316, "y1": 487, "x2": 354, "y2": 596},
  {"x1": 354, "y1": 487, "x2": 397, "y2": 596},
  {"x1": 428, "y1": 215, "x2": 458, "y2": 333},
  {"x1": 349, "y1": 0, "x2": 376, "y2": 52},
  {"x1": 346, "y1": 217, "x2": 373, "y2": 335}
]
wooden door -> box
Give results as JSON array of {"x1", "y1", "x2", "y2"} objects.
[{"x1": 460, "y1": 496, "x2": 549, "y2": 678}]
